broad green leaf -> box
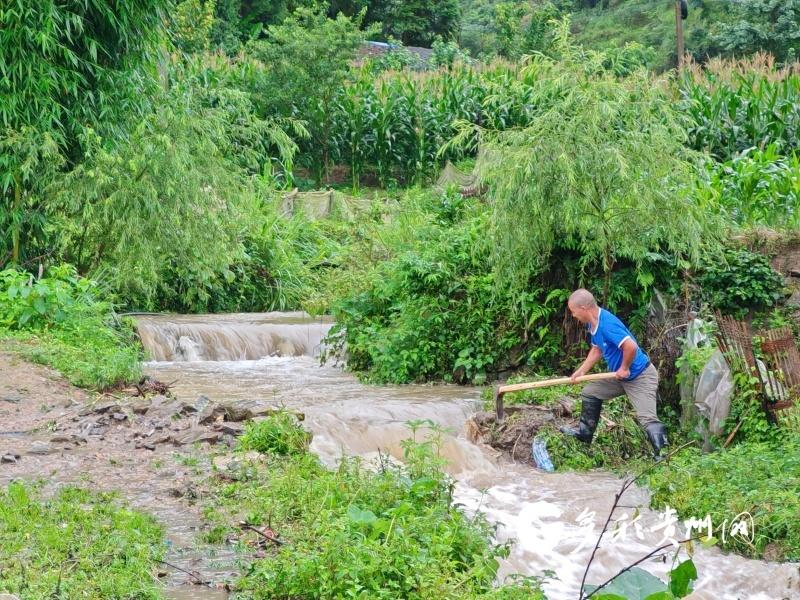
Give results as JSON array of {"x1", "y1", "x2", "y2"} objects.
[
  {"x1": 669, "y1": 559, "x2": 698, "y2": 598},
  {"x1": 586, "y1": 568, "x2": 669, "y2": 600},
  {"x1": 346, "y1": 505, "x2": 377, "y2": 526}
]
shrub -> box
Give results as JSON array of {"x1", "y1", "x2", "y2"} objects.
[
  {"x1": 325, "y1": 190, "x2": 554, "y2": 384},
  {"x1": 697, "y1": 249, "x2": 785, "y2": 317},
  {"x1": 238, "y1": 411, "x2": 311, "y2": 456},
  {"x1": 208, "y1": 422, "x2": 548, "y2": 599}
]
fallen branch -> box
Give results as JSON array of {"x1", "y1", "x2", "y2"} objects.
[
  {"x1": 156, "y1": 559, "x2": 212, "y2": 586},
  {"x1": 723, "y1": 419, "x2": 743, "y2": 448},
  {"x1": 240, "y1": 522, "x2": 286, "y2": 546}
]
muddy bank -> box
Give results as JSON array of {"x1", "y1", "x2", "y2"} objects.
[
  {"x1": 466, "y1": 399, "x2": 577, "y2": 463},
  {"x1": 0, "y1": 350, "x2": 287, "y2": 596}
]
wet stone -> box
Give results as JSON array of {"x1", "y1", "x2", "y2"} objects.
[
  {"x1": 213, "y1": 422, "x2": 244, "y2": 436},
  {"x1": 173, "y1": 428, "x2": 222, "y2": 446},
  {"x1": 197, "y1": 403, "x2": 225, "y2": 425},
  {"x1": 93, "y1": 401, "x2": 122, "y2": 415},
  {"x1": 194, "y1": 394, "x2": 211, "y2": 411},
  {"x1": 221, "y1": 400, "x2": 277, "y2": 422},
  {"x1": 150, "y1": 433, "x2": 173, "y2": 445},
  {"x1": 130, "y1": 398, "x2": 151, "y2": 414},
  {"x1": 28, "y1": 441, "x2": 55, "y2": 455}
]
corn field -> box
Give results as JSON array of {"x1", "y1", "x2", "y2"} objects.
[
  {"x1": 680, "y1": 55, "x2": 800, "y2": 160},
  {"x1": 297, "y1": 61, "x2": 544, "y2": 188}
]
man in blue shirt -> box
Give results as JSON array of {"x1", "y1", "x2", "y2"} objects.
[{"x1": 560, "y1": 289, "x2": 668, "y2": 460}]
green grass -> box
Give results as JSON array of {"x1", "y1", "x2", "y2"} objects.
[
  {"x1": 645, "y1": 435, "x2": 800, "y2": 561},
  {"x1": 203, "y1": 416, "x2": 548, "y2": 599},
  {"x1": 238, "y1": 410, "x2": 311, "y2": 455},
  {"x1": 0, "y1": 483, "x2": 164, "y2": 599},
  {"x1": 0, "y1": 312, "x2": 142, "y2": 390},
  {"x1": 0, "y1": 266, "x2": 142, "y2": 390}
]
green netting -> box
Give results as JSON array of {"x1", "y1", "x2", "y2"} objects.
[{"x1": 280, "y1": 189, "x2": 371, "y2": 220}]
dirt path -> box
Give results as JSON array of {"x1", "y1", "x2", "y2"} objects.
[{"x1": 0, "y1": 351, "x2": 236, "y2": 598}]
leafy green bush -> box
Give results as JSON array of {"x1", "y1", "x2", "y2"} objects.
[
  {"x1": 646, "y1": 436, "x2": 800, "y2": 561},
  {"x1": 0, "y1": 483, "x2": 164, "y2": 598},
  {"x1": 0, "y1": 265, "x2": 141, "y2": 389},
  {"x1": 326, "y1": 189, "x2": 557, "y2": 384},
  {"x1": 698, "y1": 249, "x2": 785, "y2": 316},
  {"x1": 238, "y1": 411, "x2": 311, "y2": 455},
  {"x1": 0, "y1": 264, "x2": 97, "y2": 329},
  {"x1": 207, "y1": 422, "x2": 548, "y2": 599}
]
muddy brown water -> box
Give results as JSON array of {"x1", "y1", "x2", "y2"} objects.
[{"x1": 134, "y1": 313, "x2": 800, "y2": 600}]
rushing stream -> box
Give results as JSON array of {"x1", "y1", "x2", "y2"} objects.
[{"x1": 137, "y1": 313, "x2": 799, "y2": 600}]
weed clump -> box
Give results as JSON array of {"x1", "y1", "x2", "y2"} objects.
[
  {"x1": 645, "y1": 435, "x2": 800, "y2": 561},
  {"x1": 238, "y1": 411, "x2": 311, "y2": 456},
  {"x1": 0, "y1": 265, "x2": 141, "y2": 389}
]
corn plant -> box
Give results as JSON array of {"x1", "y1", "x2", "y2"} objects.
[
  {"x1": 704, "y1": 145, "x2": 800, "y2": 228},
  {"x1": 680, "y1": 57, "x2": 800, "y2": 160}
]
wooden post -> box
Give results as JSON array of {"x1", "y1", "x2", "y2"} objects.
[{"x1": 675, "y1": 0, "x2": 685, "y2": 70}]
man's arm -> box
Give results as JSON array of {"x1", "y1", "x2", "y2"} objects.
[
  {"x1": 615, "y1": 338, "x2": 638, "y2": 379},
  {"x1": 571, "y1": 345, "x2": 603, "y2": 382}
]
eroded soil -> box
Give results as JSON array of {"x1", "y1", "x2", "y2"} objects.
[{"x1": 0, "y1": 351, "x2": 270, "y2": 597}]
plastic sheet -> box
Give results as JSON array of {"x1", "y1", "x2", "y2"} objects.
[{"x1": 693, "y1": 350, "x2": 733, "y2": 435}]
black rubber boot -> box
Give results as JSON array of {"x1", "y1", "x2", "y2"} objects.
[
  {"x1": 644, "y1": 421, "x2": 669, "y2": 461},
  {"x1": 560, "y1": 396, "x2": 603, "y2": 444}
]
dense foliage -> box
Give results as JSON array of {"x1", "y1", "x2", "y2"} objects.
[
  {"x1": 0, "y1": 0, "x2": 169, "y2": 265},
  {"x1": 469, "y1": 44, "x2": 715, "y2": 301},
  {"x1": 326, "y1": 190, "x2": 554, "y2": 384}
]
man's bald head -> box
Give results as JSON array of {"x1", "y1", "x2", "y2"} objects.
[{"x1": 569, "y1": 288, "x2": 597, "y2": 310}]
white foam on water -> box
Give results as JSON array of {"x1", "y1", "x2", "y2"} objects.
[{"x1": 139, "y1": 313, "x2": 800, "y2": 600}]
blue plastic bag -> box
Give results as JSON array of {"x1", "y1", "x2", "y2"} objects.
[{"x1": 531, "y1": 434, "x2": 554, "y2": 472}]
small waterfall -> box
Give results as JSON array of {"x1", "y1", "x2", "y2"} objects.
[{"x1": 136, "y1": 312, "x2": 333, "y2": 362}]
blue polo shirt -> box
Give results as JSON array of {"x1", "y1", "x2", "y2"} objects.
[{"x1": 588, "y1": 308, "x2": 650, "y2": 380}]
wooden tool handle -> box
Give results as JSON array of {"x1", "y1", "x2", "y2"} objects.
[{"x1": 497, "y1": 372, "x2": 617, "y2": 396}]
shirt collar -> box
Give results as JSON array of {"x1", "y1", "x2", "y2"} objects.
[{"x1": 590, "y1": 307, "x2": 601, "y2": 336}]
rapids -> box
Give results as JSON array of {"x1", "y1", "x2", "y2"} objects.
[{"x1": 138, "y1": 313, "x2": 799, "y2": 600}]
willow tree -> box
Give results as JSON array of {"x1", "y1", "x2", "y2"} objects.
[
  {"x1": 0, "y1": 0, "x2": 169, "y2": 266},
  {"x1": 460, "y1": 47, "x2": 720, "y2": 303}
]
